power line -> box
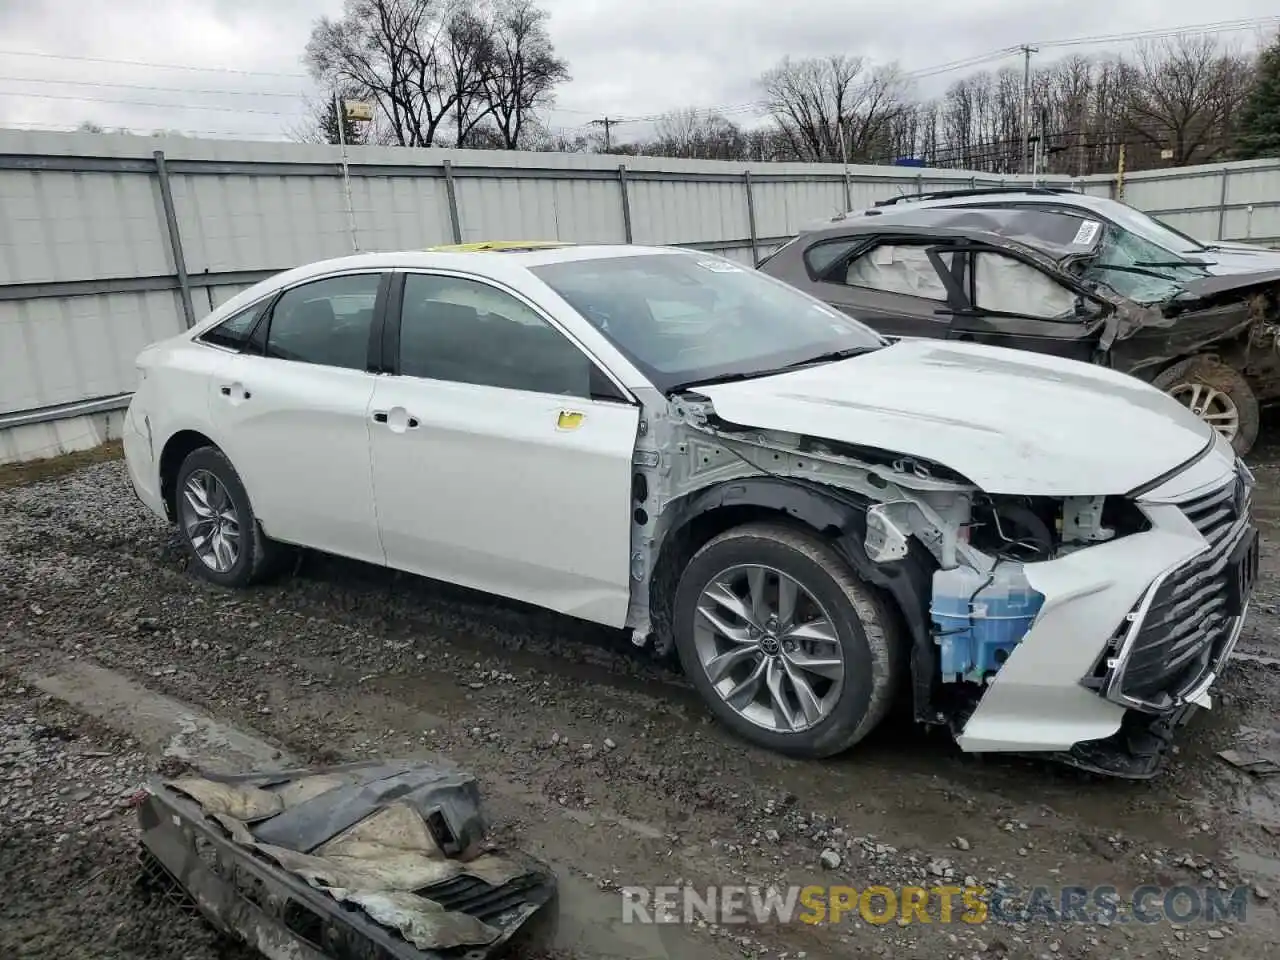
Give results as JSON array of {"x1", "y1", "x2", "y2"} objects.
[
  {"x1": 0, "y1": 49, "x2": 308, "y2": 79},
  {"x1": 607, "y1": 14, "x2": 1280, "y2": 129},
  {"x1": 1033, "y1": 15, "x2": 1280, "y2": 49},
  {"x1": 0, "y1": 88, "x2": 296, "y2": 117},
  {"x1": 2, "y1": 119, "x2": 293, "y2": 140},
  {"x1": 0, "y1": 75, "x2": 310, "y2": 99}
]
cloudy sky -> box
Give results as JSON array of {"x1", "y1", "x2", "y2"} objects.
[{"x1": 0, "y1": 0, "x2": 1277, "y2": 144}]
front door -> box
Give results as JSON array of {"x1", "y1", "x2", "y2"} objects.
[
  {"x1": 368, "y1": 271, "x2": 641, "y2": 627},
  {"x1": 944, "y1": 249, "x2": 1100, "y2": 364},
  {"x1": 211, "y1": 271, "x2": 388, "y2": 565}
]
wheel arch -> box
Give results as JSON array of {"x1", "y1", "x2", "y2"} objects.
[
  {"x1": 158, "y1": 429, "x2": 222, "y2": 521},
  {"x1": 649, "y1": 477, "x2": 937, "y2": 719}
]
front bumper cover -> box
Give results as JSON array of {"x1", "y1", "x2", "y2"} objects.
[{"x1": 955, "y1": 451, "x2": 1255, "y2": 768}]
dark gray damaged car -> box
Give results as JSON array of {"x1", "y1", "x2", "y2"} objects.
[{"x1": 758, "y1": 204, "x2": 1280, "y2": 455}]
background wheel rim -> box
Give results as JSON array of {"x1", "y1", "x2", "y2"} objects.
[
  {"x1": 692, "y1": 563, "x2": 845, "y2": 733},
  {"x1": 1167, "y1": 381, "x2": 1240, "y2": 441},
  {"x1": 180, "y1": 469, "x2": 241, "y2": 573}
]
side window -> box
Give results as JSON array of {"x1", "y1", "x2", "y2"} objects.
[
  {"x1": 264, "y1": 273, "x2": 382, "y2": 371},
  {"x1": 197, "y1": 299, "x2": 268, "y2": 351},
  {"x1": 972, "y1": 253, "x2": 1078, "y2": 320},
  {"x1": 398, "y1": 274, "x2": 597, "y2": 398},
  {"x1": 803, "y1": 239, "x2": 861, "y2": 278},
  {"x1": 844, "y1": 244, "x2": 953, "y2": 302}
]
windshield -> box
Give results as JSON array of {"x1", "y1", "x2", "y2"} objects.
[
  {"x1": 531, "y1": 252, "x2": 884, "y2": 392},
  {"x1": 1102, "y1": 201, "x2": 1209, "y2": 255},
  {"x1": 1079, "y1": 224, "x2": 1210, "y2": 303}
]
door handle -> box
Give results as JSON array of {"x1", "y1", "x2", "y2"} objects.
[
  {"x1": 372, "y1": 409, "x2": 420, "y2": 429},
  {"x1": 219, "y1": 384, "x2": 251, "y2": 400}
]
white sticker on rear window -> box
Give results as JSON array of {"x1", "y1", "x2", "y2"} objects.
[{"x1": 1072, "y1": 220, "x2": 1101, "y2": 246}]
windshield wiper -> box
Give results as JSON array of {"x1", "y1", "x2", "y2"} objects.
[
  {"x1": 777, "y1": 346, "x2": 881, "y2": 370},
  {"x1": 1086, "y1": 263, "x2": 1182, "y2": 281},
  {"x1": 1134, "y1": 259, "x2": 1215, "y2": 268},
  {"x1": 668, "y1": 346, "x2": 878, "y2": 394},
  {"x1": 667, "y1": 368, "x2": 784, "y2": 392}
]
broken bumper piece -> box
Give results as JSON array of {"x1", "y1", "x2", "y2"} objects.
[
  {"x1": 136, "y1": 759, "x2": 557, "y2": 959},
  {"x1": 1035, "y1": 703, "x2": 1197, "y2": 780}
]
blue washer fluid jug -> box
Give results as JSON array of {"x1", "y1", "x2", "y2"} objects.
[{"x1": 930, "y1": 563, "x2": 1045, "y2": 684}]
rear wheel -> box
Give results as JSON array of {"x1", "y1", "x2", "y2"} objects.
[
  {"x1": 174, "y1": 446, "x2": 282, "y2": 588},
  {"x1": 672, "y1": 522, "x2": 901, "y2": 758},
  {"x1": 1153, "y1": 356, "x2": 1259, "y2": 456}
]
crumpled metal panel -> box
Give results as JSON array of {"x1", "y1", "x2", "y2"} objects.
[{"x1": 138, "y1": 759, "x2": 556, "y2": 959}]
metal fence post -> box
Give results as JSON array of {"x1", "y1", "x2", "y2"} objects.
[
  {"x1": 153, "y1": 150, "x2": 195, "y2": 329},
  {"x1": 442, "y1": 159, "x2": 462, "y2": 243},
  {"x1": 1216, "y1": 167, "x2": 1231, "y2": 241},
  {"x1": 617, "y1": 164, "x2": 634, "y2": 243},
  {"x1": 744, "y1": 170, "x2": 759, "y2": 265}
]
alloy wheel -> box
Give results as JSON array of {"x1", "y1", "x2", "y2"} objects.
[
  {"x1": 179, "y1": 469, "x2": 241, "y2": 573},
  {"x1": 1168, "y1": 381, "x2": 1240, "y2": 442},
  {"x1": 692, "y1": 563, "x2": 845, "y2": 733}
]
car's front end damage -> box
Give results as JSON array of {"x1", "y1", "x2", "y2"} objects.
[
  {"x1": 625, "y1": 339, "x2": 1259, "y2": 779},
  {"x1": 954, "y1": 446, "x2": 1257, "y2": 777}
]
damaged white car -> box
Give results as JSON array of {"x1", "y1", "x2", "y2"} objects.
[{"x1": 122, "y1": 243, "x2": 1260, "y2": 778}]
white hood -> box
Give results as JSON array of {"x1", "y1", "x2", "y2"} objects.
[{"x1": 696, "y1": 340, "x2": 1213, "y2": 496}]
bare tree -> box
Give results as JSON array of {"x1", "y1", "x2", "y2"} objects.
[
  {"x1": 1122, "y1": 35, "x2": 1253, "y2": 165},
  {"x1": 649, "y1": 109, "x2": 747, "y2": 159},
  {"x1": 481, "y1": 0, "x2": 570, "y2": 149},
  {"x1": 443, "y1": 7, "x2": 497, "y2": 146},
  {"x1": 306, "y1": 0, "x2": 439, "y2": 146},
  {"x1": 305, "y1": 0, "x2": 527, "y2": 148},
  {"x1": 760, "y1": 54, "x2": 912, "y2": 163}
]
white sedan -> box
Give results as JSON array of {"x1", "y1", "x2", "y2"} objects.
[{"x1": 122, "y1": 242, "x2": 1258, "y2": 777}]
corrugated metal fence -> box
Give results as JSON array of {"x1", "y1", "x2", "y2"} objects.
[{"x1": 1, "y1": 127, "x2": 1279, "y2": 462}]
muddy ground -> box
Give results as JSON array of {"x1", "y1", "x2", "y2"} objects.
[{"x1": 5, "y1": 433, "x2": 1280, "y2": 959}]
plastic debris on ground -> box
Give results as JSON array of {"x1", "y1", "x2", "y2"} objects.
[{"x1": 135, "y1": 758, "x2": 557, "y2": 959}]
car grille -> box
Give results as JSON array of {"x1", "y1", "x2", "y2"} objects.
[{"x1": 1118, "y1": 469, "x2": 1251, "y2": 705}]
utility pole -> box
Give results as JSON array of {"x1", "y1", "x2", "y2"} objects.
[
  {"x1": 1019, "y1": 44, "x2": 1038, "y2": 176},
  {"x1": 590, "y1": 116, "x2": 625, "y2": 152},
  {"x1": 836, "y1": 117, "x2": 852, "y2": 211},
  {"x1": 334, "y1": 90, "x2": 358, "y2": 253}
]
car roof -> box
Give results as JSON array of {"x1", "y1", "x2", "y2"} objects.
[
  {"x1": 187, "y1": 243, "x2": 704, "y2": 335},
  {"x1": 856, "y1": 188, "x2": 1118, "y2": 218},
  {"x1": 425, "y1": 240, "x2": 577, "y2": 253},
  {"x1": 797, "y1": 206, "x2": 1103, "y2": 262}
]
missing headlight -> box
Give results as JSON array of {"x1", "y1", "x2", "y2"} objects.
[{"x1": 967, "y1": 495, "x2": 1056, "y2": 562}]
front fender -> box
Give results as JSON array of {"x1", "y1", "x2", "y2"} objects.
[{"x1": 659, "y1": 477, "x2": 939, "y2": 722}]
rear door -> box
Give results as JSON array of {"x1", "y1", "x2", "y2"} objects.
[
  {"x1": 210, "y1": 271, "x2": 389, "y2": 565},
  {"x1": 942, "y1": 247, "x2": 1101, "y2": 363},
  {"x1": 801, "y1": 236, "x2": 962, "y2": 341}
]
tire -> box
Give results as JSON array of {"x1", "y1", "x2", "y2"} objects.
[
  {"x1": 671, "y1": 522, "x2": 902, "y2": 758},
  {"x1": 1152, "y1": 356, "x2": 1259, "y2": 456},
  {"x1": 173, "y1": 445, "x2": 283, "y2": 588}
]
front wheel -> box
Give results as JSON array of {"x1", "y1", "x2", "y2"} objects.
[
  {"x1": 671, "y1": 522, "x2": 902, "y2": 758},
  {"x1": 1153, "y1": 356, "x2": 1259, "y2": 456}
]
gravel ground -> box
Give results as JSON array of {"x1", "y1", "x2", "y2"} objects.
[{"x1": 4, "y1": 436, "x2": 1280, "y2": 958}]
